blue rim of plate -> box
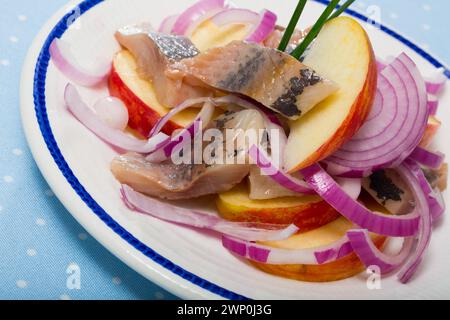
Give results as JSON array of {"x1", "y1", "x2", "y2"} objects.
[{"x1": 33, "y1": 0, "x2": 449, "y2": 301}]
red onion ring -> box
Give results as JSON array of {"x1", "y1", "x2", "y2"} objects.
[
  {"x1": 210, "y1": 8, "x2": 260, "y2": 27},
  {"x1": 64, "y1": 84, "x2": 168, "y2": 153},
  {"x1": 378, "y1": 58, "x2": 447, "y2": 95},
  {"x1": 171, "y1": 0, "x2": 225, "y2": 35},
  {"x1": 120, "y1": 185, "x2": 299, "y2": 241},
  {"x1": 396, "y1": 161, "x2": 432, "y2": 283},
  {"x1": 326, "y1": 53, "x2": 428, "y2": 177},
  {"x1": 249, "y1": 145, "x2": 314, "y2": 195},
  {"x1": 50, "y1": 38, "x2": 111, "y2": 87},
  {"x1": 158, "y1": 14, "x2": 179, "y2": 34},
  {"x1": 427, "y1": 95, "x2": 439, "y2": 115},
  {"x1": 149, "y1": 97, "x2": 214, "y2": 138},
  {"x1": 222, "y1": 234, "x2": 354, "y2": 265},
  {"x1": 300, "y1": 163, "x2": 420, "y2": 237},
  {"x1": 410, "y1": 147, "x2": 445, "y2": 169},
  {"x1": 347, "y1": 230, "x2": 414, "y2": 274},
  {"x1": 406, "y1": 159, "x2": 445, "y2": 222},
  {"x1": 146, "y1": 102, "x2": 215, "y2": 162},
  {"x1": 424, "y1": 67, "x2": 447, "y2": 95},
  {"x1": 246, "y1": 9, "x2": 277, "y2": 43}
]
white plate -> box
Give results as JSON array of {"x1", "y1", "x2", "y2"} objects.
[{"x1": 20, "y1": 0, "x2": 449, "y2": 300}]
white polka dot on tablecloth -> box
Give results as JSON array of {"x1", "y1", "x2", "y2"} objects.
[
  {"x1": 78, "y1": 233, "x2": 88, "y2": 241},
  {"x1": 45, "y1": 189, "x2": 54, "y2": 197},
  {"x1": 18, "y1": 15, "x2": 27, "y2": 21},
  {"x1": 389, "y1": 12, "x2": 399, "y2": 19},
  {"x1": 16, "y1": 280, "x2": 27, "y2": 289},
  {"x1": 1, "y1": 59, "x2": 10, "y2": 66},
  {"x1": 3, "y1": 176, "x2": 14, "y2": 183},
  {"x1": 60, "y1": 294, "x2": 71, "y2": 300},
  {"x1": 9, "y1": 36, "x2": 19, "y2": 43},
  {"x1": 112, "y1": 277, "x2": 122, "y2": 285},
  {"x1": 36, "y1": 218, "x2": 46, "y2": 226},
  {"x1": 12, "y1": 148, "x2": 23, "y2": 156},
  {"x1": 26, "y1": 249, "x2": 37, "y2": 257},
  {"x1": 423, "y1": 4, "x2": 431, "y2": 11},
  {"x1": 422, "y1": 24, "x2": 431, "y2": 31},
  {"x1": 0, "y1": 205, "x2": 3, "y2": 213},
  {"x1": 154, "y1": 292, "x2": 165, "y2": 300}
]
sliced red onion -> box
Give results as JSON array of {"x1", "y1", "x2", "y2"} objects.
[
  {"x1": 335, "y1": 177, "x2": 362, "y2": 200},
  {"x1": 427, "y1": 95, "x2": 439, "y2": 115},
  {"x1": 379, "y1": 58, "x2": 446, "y2": 95},
  {"x1": 172, "y1": 0, "x2": 225, "y2": 35},
  {"x1": 376, "y1": 59, "x2": 387, "y2": 72},
  {"x1": 248, "y1": 145, "x2": 314, "y2": 195},
  {"x1": 222, "y1": 234, "x2": 354, "y2": 265},
  {"x1": 121, "y1": 185, "x2": 298, "y2": 241},
  {"x1": 326, "y1": 53, "x2": 429, "y2": 177},
  {"x1": 410, "y1": 147, "x2": 445, "y2": 169},
  {"x1": 159, "y1": 15, "x2": 179, "y2": 34},
  {"x1": 246, "y1": 9, "x2": 277, "y2": 43},
  {"x1": 208, "y1": 8, "x2": 276, "y2": 43},
  {"x1": 210, "y1": 8, "x2": 260, "y2": 26},
  {"x1": 64, "y1": 84, "x2": 168, "y2": 153},
  {"x1": 406, "y1": 159, "x2": 445, "y2": 221},
  {"x1": 149, "y1": 97, "x2": 213, "y2": 138},
  {"x1": 424, "y1": 67, "x2": 447, "y2": 95},
  {"x1": 146, "y1": 102, "x2": 215, "y2": 162},
  {"x1": 93, "y1": 96, "x2": 129, "y2": 131},
  {"x1": 397, "y1": 162, "x2": 432, "y2": 283},
  {"x1": 50, "y1": 38, "x2": 111, "y2": 87},
  {"x1": 300, "y1": 164, "x2": 420, "y2": 237},
  {"x1": 347, "y1": 230, "x2": 414, "y2": 274}
]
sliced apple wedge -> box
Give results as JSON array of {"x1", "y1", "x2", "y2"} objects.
[
  {"x1": 285, "y1": 17, "x2": 377, "y2": 172},
  {"x1": 216, "y1": 183, "x2": 340, "y2": 230},
  {"x1": 420, "y1": 116, "x2": 441, "y2": 148},
  {"x1": 109, "y1": 50, "x2": 203, "y2": 136}
]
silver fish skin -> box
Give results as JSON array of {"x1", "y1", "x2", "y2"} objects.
[{"x1": 175, "y1": 41, "x2": 338, "y2": 120}]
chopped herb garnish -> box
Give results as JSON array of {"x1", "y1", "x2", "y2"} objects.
[
  {"x1": 290, "y1": 0, "x2": 340, "y2": 59},
  {"x1": 327, "y1": 0, "x2": 355, "y2": 21},
  {"x1": 278, "y1": 0, "x2": 308, "y2": 52}
]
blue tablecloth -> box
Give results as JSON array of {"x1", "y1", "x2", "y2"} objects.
[{"x1": 0, "y1": 0, "x2": 448, "y2": 300}]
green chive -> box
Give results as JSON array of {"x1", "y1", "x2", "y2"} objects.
[
  {"x1": 278, "y1": 0, "x2": 308, "y2": 52},
  {"x1": 290, "y1": 0, "x2": 340, "y2": 60},
  {"x1": 328, "y1": 0, "x2": 355, "y2": 21}
]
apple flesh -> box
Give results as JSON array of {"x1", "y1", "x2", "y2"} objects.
[
  {"x1": 419, "y1": 116, "x2": 441, "y2": 148},
  {"x1": 190, "y1": 20, "x2": 250, "y2": 51},
  {"x1": 252, "y1": 216, "x2": 386, "y2": 282},
  {"x1": 285, "y1": 17, "x2": 377, "y2": 172},
  {"x1": 216, "y1": 183, "x2": 340, "y2": 230},
  {"x1": 109, "y1": 50, "x2": 203, "y2": 136}
]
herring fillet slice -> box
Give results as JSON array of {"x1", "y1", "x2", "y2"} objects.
[
  {"x1": 176, "y1": 41, "x2": 338, "y2": 120},
  {"x1": 115, "y1": 24, "x2": 211, "y2": 108}
]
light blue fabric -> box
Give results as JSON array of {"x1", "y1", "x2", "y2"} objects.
[{"x1": 0, "y1": 0, "x2": 448, "y2": 300}]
